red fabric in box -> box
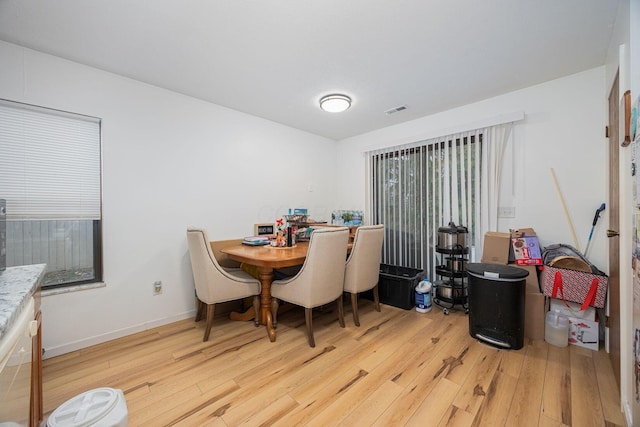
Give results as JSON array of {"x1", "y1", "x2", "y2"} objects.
[{"x1": 540, "y1": 265, "x2": 608, "y2": 309}]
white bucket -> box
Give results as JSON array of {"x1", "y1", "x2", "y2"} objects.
[
  {"x1": 47, "y1": 388, "x2": 128, "y2": 427},
  {"x1": 545, "y1": 310, "x2": 569, "y2": 347},
  {"x1": 415, "y1": 279, "x2": 432, "y2": 313}
]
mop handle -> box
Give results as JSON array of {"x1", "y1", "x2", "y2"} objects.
[
  {"x1": 591, "y1": 203, "x2": 606, "y2": 226},
  {"x1": 550, "y1": 168, "x2": 581, "y2": 251}
]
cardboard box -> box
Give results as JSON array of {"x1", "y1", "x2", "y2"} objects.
[
  {"x1": 520, "y1": 265, "x2": 545, "y2": 340},
  {"x1": 511, "y1": 228, "x2": 542, "y2": 266},
  {"x1": 568, "y1": 317, "x2": 599, "y2": 350},
  {"x1": 525, "y1": 291, "x2": 546, "y2": 340},
  {"x1": 481, "y1": 231, "x2": 511, "y2": 264},
  {"x1": 515, "y1": 265, "x2": 540, "y2": 293},
  {"x1": 549, "y1": 298, "x2": 596, "y2": 321}
]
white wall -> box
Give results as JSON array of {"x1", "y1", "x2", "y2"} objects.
[
  {"x1": 0, "y1": 40, "x2": 338, "y2": 357},
  {"x1": 336, "y1": 67, "x2": 609, "y2": 270},
  {"x1": 0, "y1": 38, "x2": 618, "y2": 366}
]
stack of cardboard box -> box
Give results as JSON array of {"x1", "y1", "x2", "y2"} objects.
[{"x1": 481, "y1": 229, "x2": 545, "y2": 340}]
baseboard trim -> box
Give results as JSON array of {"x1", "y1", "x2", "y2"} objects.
[{"x1": 42, "y1": 309, "x2": 196, "y2": 359}]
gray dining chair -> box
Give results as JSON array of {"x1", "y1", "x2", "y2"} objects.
[
  {"x1": 186, "y1": 227, "x2": 261, "y2": 341},
  {"x1": 343, "y1": 225, "x2": 384, "y2": 326},
  {"x1": 270, "y1": 227, "x2": 349, "y2": 347}
]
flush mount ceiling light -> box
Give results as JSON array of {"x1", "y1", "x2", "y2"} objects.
[{"x1": 319, "y1": 94, "x2": 351, "y2": 113}]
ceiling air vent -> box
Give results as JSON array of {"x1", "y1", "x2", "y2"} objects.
[{"x1": 385, "y1": 105, "x2": 407, "y2": 115}]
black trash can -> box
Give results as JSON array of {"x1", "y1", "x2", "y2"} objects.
[{"x1": 467, "y1": 263, "x2": 529, "y2": 350}]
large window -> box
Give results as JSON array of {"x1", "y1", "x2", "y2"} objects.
[
  {"x1": 368, "y1": 130, "x2": 483, "y2": 280},
  {"x1": 0, "y1": 99, "x2": 102, "y2": 288}
]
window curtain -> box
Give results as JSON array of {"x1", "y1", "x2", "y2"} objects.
[
  {"x1": 480, "y1": 122, "x2": 513, "y2": 238},
  {"x1": 366, "y1": 122, "x2": 515, "y2": 279}
]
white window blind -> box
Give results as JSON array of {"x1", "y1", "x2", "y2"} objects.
[{"x1": 0, "y1": 100, "x2": 101, "y2": 220}]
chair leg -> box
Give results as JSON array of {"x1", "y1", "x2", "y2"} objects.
[
  {"x1": 271, "y1": 298, "x2": 280, "y2": 329},
  {"x1": 305, "y1": 308, "x2": 315, "y2": 347},
  {"x1": 253, "y1": 295, "x2": 260, "y2": 327},
  {"x1": 203, "y1": 304, "x2": 215, "y2": 342},
  {"x1": 350, "y1": 293, "x2": 360, "y2": 327},
  {"x1": 337, "y1": 295, "x2": 345, "y2": 328},
  {"x1": 373, "y1": 284, "x2": 381, "y2": 312},
  {"x1": 195, "y1": 298, "x2": 206, "y2": 322}
]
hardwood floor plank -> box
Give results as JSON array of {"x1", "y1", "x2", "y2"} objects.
[
  {"x1": 337, "y1": 380, "x2": 404, "y2": 426},
  {"x1": 40, "y1": 303, "x2": 623, "y2": 427},
  {"x1": 505, "y1": 339, "x2": 548, "y2": 426},
  {"x1": 570, "y1": 346, "x2": 606, "y2": 427},
  {"x1": 141, "y1": 379, "x2": 240, "y2": 426},
  {"x1": 451, "y1": 342, "x2": 503, "y2": 418},
  {"x1": 405, "y1": 377, "x2": 461, "y2": 426},
  {"x1": 371, "y1": 319, "x2": 476, "y2": 426},
  {"x1": 542, "y1": 344, "x2": 572, "y2": 425},
  {"x1": 593, "y1": 348, "x2": 626, "y2": 426},
  {"x1": 469, "y1": 370, "x2": 518, "y2": 427},
  {"x1": 436, "y1": 404, "x2": 475, "y2": 427},
  {"x1": 538, "y1": 412, "x2": 569, "y2": 427},
  {"x1": 274, "y1": 365, "x2": 370, "y2": 426}
]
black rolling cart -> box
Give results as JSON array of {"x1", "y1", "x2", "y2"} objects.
[
  {"x1": 433, "y1": 244, "x2": 469, "y2": 314},
  {"x1": 433, "y1": 222, "x2": 469, "y2": 315}
]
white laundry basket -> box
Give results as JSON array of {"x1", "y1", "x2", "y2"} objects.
[{"x1": 47, "y1": 388, "x2": 128, "y2": 427}]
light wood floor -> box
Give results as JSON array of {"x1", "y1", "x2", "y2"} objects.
[{"x1": 42, "y1": 299, "x2": 626, "y2": 426}]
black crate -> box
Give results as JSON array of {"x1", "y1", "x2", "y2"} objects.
[{"x1": 376, "y1": 264, "x2": 424, "y2": 310}]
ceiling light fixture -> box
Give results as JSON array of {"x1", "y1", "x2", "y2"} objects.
[{"x1": 319, "y1": 94, "x2": 351, "y2": 113}]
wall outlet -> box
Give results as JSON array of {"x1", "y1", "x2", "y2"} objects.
[
  {"x1": 498, "y1": 206, "x2": 516, "y2": 218},
  {"x1": 153, "y1": 281, "x2": 163, "y2": 295}
]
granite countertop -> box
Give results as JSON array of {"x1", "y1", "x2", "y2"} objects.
[{"x1": 0, "y1": 264, "x2": 46, "y2": 341}]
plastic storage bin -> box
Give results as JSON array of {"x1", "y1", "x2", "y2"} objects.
[
  {"x1": 467, "y1": 263, "x2": 529, "y2": 350},
  {"x1": 377, "y1": 264, "x2": 424, "y2": 310},
  {"x1": 47, "y1": 388, "x2": 128, "y2": 427}
]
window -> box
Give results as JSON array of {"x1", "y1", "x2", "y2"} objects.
[
  {"x1": 368, "y1": 130, "x2": 483, "y2": 280},
  {"x1": 0, "y1": 99, "x2": 102, "y2": 288}
]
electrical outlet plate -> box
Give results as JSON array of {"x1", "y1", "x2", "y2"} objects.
[
  {"x1": 153, "y1": 281, "x2": 162, "y2": 295},
  {"x1": 498, "y1": 206, "x2": 516, "y2": 218}
]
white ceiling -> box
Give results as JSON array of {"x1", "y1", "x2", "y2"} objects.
[{"x1": 0, "y1": 0, "x2": 620, "y2": 140}]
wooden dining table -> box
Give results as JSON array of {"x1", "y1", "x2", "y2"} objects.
[{"x1": 220, "y1": 242, "x2": 311, "y2": 342}]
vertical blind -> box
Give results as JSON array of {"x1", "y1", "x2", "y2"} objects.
[
  {"x1": 0, "y1": 99, "x2": 101, "y2": 220},
  {"x1": 366, "y1": 129, "x2": 484, "y2": 280}
]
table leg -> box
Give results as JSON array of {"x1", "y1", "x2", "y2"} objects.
[{"x1": 258, "y1": 267, "x2": 277, "y2": 342}]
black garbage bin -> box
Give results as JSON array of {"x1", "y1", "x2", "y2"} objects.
[{"x1": 467, "y1": 263, "x2": 529, "y2": 350}]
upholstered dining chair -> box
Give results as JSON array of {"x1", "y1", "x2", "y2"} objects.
[
  {"x1": 270, "y1": 227, "x2": 350, "y2": 347},
  {"x1": 343, "y1": 224, "x2": 385, "y2": 326},
  {"x1": 186, "y1": 227, "x2": 261, "y2": 341}
]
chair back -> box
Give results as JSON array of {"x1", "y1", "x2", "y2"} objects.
[
  {"x1": 187, "y1": 227, "x2": 252, "y2": 304},
  {"x1": 210, "y1": 238, "x2": 243, "y2": 268},
  {"x1": 344, "y1": 225, "x2": 384, "y2": 293},
  {"x1": 277, "y1": 227, "x2": 349, "y2": 307}
]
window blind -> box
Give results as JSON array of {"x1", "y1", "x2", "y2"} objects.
[{"x1": 0, "y1": 100, "x2": 101, "y2": 220}]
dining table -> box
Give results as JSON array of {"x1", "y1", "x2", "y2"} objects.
[{"x1": 220, "y1": 241, "x2": 311, "y2": 342}]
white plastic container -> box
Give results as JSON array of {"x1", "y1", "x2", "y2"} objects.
[
  {"x1": 415, "y1": 279, "x2": 432, "y2": 313},
  {"x1": 545, "y1": 310, "x2": 569, "y2": 347},
  {"x1": 47, "y1": 388, "x2": 128, "y2": 427}
]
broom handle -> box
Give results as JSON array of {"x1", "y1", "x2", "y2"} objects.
[{"x1": 550, "y1": 168, "x2": 582, "y2": 252}]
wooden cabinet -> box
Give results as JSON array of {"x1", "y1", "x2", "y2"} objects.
[
  {"x1": 30, "y1": 309, "x2": 42, "y2": 427},
  {"x1": 0, "y1": 264, "x2": 45, "y2": 427},
  {"x1": 30, "y1": 273, "x2": 43, "y2": 427}
]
